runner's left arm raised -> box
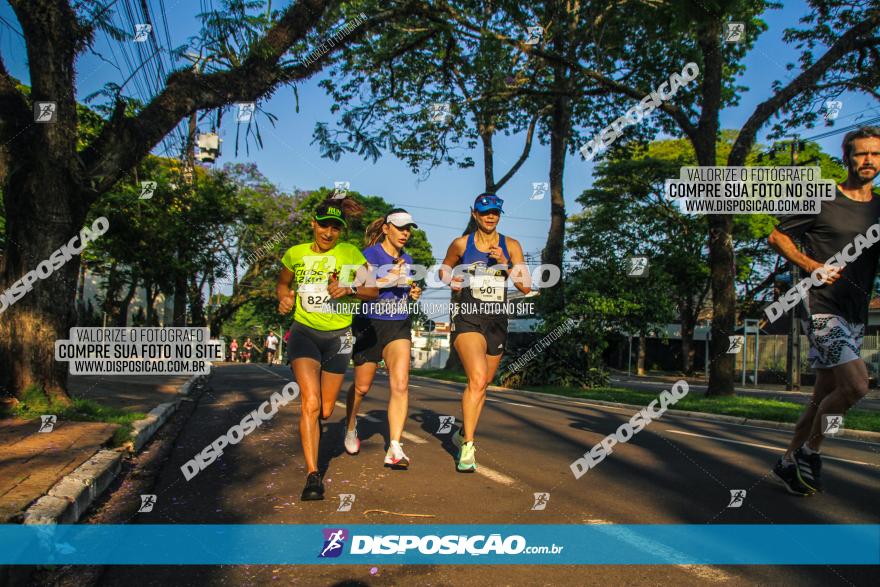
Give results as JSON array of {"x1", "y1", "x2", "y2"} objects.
[{"x1": 492, "y1": 237, "x2": 531, "y2": 295}]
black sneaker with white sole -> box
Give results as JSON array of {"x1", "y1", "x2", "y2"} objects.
[
  {"x1": 301, "y1": 472, "x2": 325, "y2": 501},
  {"x1": 772, "y1": 459, "x2": 813, "y2": 496},
  {"x1": 793, "y1": 447, "x2": 823, "y2": 493}
]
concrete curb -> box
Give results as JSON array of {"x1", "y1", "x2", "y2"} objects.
[
  {"x1": 20, "y1": 374, "x2": 202, "y2": 525},
  {"x1": 410, "y1": 374, "x2": 880, "y2": 444}
]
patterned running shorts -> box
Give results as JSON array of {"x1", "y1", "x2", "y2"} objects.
[{"x1": 802, "y1": 314, "x2": 865, "y2": 370}]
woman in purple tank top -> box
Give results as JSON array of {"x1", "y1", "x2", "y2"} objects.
[{"x1": 343, "y1": 208, "x2": 423, "y2": 470}]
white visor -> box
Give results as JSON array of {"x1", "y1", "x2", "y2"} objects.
[{"x1": 386, "y1": 212, "x2": 417, "y2": 228}]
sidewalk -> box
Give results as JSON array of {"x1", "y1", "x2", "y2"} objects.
[{"x1": 0, "y1": 374, "x2": 191, "y2": 523}]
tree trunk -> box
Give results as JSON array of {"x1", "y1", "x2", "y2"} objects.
[
  {"x1": 0, "y1": 178, "x2": 83, "y2": 403},
  {"x1": 188, "y1": 274, "x2": 206, "y2": 326},
  {"x1": 173, "y1": 253, "x2": 187, "y2": 326},
  {"x1": 114, "y1": 276, "x2": 138, "y2": 327},
  {"x1": 541, "y1": 63, "x2": 570, "y2": 316},
  {"x1": 680, "y1": 303, "x2": 696, "y2": 375},
  {"x1": 637, "y1": 335, "x2": 647, "y2": 376},
  {"x1": 144, "y1": 279, "x2": 156, "y2": 326}
]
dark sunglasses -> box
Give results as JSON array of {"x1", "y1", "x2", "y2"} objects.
[{"x1": 477, "y1": 195, "x2": 504, "y2": 208}]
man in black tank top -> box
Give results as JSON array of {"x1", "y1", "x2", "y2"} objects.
[{"x1": 767, "y1": 126, "x2": 880, "y2": 496}]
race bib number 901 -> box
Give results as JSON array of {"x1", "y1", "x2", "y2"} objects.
[{"x1": 471, "y1": 274, "x2": 505, "y2": 302}]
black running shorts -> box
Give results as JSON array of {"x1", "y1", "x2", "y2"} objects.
[
  {"x1": 286, "y1": 321, "x2": 353, "y2": 374},
  {"x1": 352, "y1": 316, "x2": 412, "y2": 366},
  {"x1": 451, "y1": 315, "x2": 508, "y2": 356}
]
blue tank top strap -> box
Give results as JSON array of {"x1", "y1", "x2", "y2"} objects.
[{"x1": 462, "y1": 232, "x2": 509, "y2": 266}]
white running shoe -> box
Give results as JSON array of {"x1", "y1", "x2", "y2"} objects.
[
  {"x1": 344, "y1": 427, "x2": 360, "y2": 455},
  {"x1": 384, "y1": 441, "x2": 410, "y2": 469}
]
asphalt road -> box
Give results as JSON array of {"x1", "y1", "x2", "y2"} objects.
[{"x1": 94, "y1": 363, "x2": 879, "y2": 586}]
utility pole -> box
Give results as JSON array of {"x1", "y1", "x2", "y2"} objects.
[
  {"x1": 786, "y1": 136, "x2": 802, "y2": 391},
  {"x1": 173, "y1": 57, "x2": 202, "y2": 326}
]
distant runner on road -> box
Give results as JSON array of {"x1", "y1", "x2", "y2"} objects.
[
  {"x1": 276, "y1": 196, "x2": 378, "y2": 501},
  {"x1": 767, "y1": 126, "x2": 880, "y2": 495},
  {"x1": 344, "y1": 209, "x2": 422, "y2": 469},
  {"x1": 440, "y1": 193, "x2": 531, "y2": 472},
  {"x1": 265, "y1": 330, "x2": 279, "y2": 364}
]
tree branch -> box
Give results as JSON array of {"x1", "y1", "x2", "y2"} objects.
[
  {"x1": 81, "y1": 0, "x2": 413, "y2": 200},
  {"x1": 494, "y1": 111, "x2": 543, "y2": 191},
  {"x1": 729, "y1": 9, "x2": 880, "y2": 165}
]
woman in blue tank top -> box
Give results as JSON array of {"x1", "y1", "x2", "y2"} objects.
[{"x1": 440, "y1": 193, "x2": 532, "y2": 472}]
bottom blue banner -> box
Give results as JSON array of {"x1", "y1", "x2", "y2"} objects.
[{"x1": 1, "y1": 524, "x2": 877, "y2": 565}]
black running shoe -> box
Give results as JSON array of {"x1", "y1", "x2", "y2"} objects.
[
  {"x1": 793, "y1": 447, "x2": 823, "y2": 493},
  {"x1": 301, "y1": 472, "x2": 325, "y2": 501},
  {"x1": 772, "y1": 459, "x2": 813, "y2": 496}
]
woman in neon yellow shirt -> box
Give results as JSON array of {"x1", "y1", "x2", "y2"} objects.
[{"x1": 276, "y1": 196, "x2": 378, "y2": 501}]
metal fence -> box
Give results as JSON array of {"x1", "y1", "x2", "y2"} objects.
[{"x1": 735, "y1": 333, "x2": 880, "y2": 381}]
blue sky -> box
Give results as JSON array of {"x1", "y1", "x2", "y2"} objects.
[{"x1": 1, "y1": 0, "x2": 877, "y2": 272}]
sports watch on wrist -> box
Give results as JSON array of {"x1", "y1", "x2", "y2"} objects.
[{"x1": 349, "y1": 285, "x2": 359, "y2": 296}]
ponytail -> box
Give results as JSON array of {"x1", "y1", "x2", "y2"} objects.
[
  {"x1": 462, "y1": 213, "x2": 477, "y2": 236},
  {"x1": 364, "y1": 207, "x2": 411, "y2": 247},
  {"x1": 364, "y1": 217, "x2": 385, "y2": 246}
]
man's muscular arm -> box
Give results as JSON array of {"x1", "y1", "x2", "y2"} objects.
[{"x1": 768, "y1": 228, "x2": 840, "y2": 285}]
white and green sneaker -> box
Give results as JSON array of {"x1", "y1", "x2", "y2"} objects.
[{"x1": 456, "y1": 441, "x2": 477, "y2": 472}]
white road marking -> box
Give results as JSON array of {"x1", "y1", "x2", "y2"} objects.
[
  {"x1": 665, "y1": 429, "x2": 879, "y2": 468},
  {"x1": 401, "y1": 431, "x2": 428, "y2": 445},
  {"x1": 585, "y1": 518, "x2": 730, "y2": 582},
  {"x1": 485, "y1": 397, "x2": 535, "y2": 409},
  {"x1": 330, "y1": 401, "x2": 429, "y2": 444},
  {"x1": 251, "y1": 363, "x2": 288, "y2": 380},
  {"x1": 475, "y1": 464, "x2": 516, "y2": 486}
]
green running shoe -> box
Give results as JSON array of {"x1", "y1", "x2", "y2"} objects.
[{"x1": 457, "y1": 441, "x2": 477, "y2": 472}]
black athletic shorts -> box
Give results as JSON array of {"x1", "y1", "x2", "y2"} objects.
[
  {"x1": 451, "y1": 315, "x2": 508, "y2": 356},
  {"x1": 286, "y1": 321, "x2": 353, "y2": 374},
  {"x1": 352, "y1": 316, "x2": 412, "y2": 366}
]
